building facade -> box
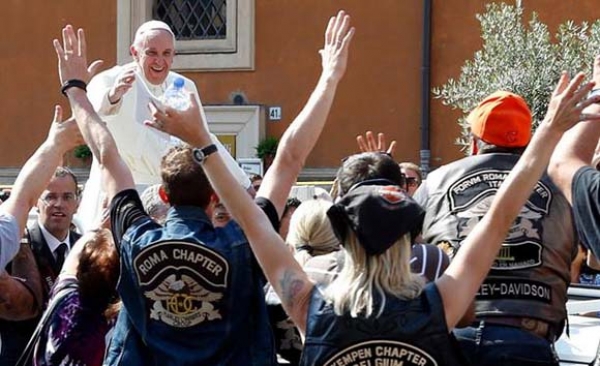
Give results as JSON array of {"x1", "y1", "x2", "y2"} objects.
[{"x1": 1, "y1": 0, "x2": 599, "y2": 182}]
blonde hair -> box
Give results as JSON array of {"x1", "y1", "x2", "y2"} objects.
[
  {"x1": 286, "y1": 199, "x2": 340, "y2": 266},
  {"x1": 324, "y1": 231, "x2": 423, "y2": 318}
]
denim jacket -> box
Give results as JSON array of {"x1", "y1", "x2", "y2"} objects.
[{"x1": 105, "y1": 197, "x2": 276, "y2": 366}]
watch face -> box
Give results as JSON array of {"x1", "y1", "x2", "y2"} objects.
[
  {"x1": 193, "y1": 149, "x2": 205, "y2": 163},
  {"x1": 192, "y1": 145, "x2": 217, "y2": 164}
]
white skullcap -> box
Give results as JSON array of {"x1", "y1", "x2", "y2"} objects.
[{"x1": 134, "y1": 20, "x2": 175, "y2": 41}]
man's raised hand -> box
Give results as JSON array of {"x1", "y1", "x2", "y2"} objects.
[
  {"x1": 108, "y1": 65, "x2": 137, "y2": 104},
  {"x1": 145, "y1": 94, "x2": 210, "y2": 146},
  {"x1": 47, "y1": 105, "x2": 83, "y2": 152},
  {"x1": 356, "y1": 131, "x2": 397, "y2": 156},
  {"x1": 53, "y1": 25, "x2": 103, "y2": 85},
  {"x1": 319, "y1": 10, "x2": 355, "y2": 83}
]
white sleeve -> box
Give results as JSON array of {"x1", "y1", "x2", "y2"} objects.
[
  {"x1": 0, "y1": 211, "x2": 21, "y2": 270},
  {"x1": 87, "y1": 67, "x2": 123, "y2": 117}
]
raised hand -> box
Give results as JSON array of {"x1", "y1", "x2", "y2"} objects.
[
  {"x1": 319, "y1": 10, "x2": 355, "y2": 83},
  {"x1": 53, "y1": 25, "x2": 103, "y2": 85},
  {"x1": 145, "y1": 94, "x2": 210, "y2": 146},
  {"x1": 356, "y1": 130, "x2": 397, "y2": 156},
  {"x1": 108, "y1": 64, "x2": 137, "y2": 104},
  {"x1": 543, "y1": 72, "x2": 600, "y2": 133},
  {"x1": 47, "y1": 105, "x2": 83, "y2": 152}
]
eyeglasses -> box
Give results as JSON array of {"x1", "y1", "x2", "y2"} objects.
[{"x1": 39, "y1": 192, "x2": 77, "y2": 205}]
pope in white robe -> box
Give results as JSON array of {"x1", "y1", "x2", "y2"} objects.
[{"x1": 78, "y1": 21, "x2": 250, "y2": 231}]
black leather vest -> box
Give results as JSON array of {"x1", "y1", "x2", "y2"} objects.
[
  {"x1": 300, "y1": 284, "x2": 468, "y2": 366},
  {"x1": 415, "y1": 153, "x2": 577, "y2": 330},
  {"x1": 0, "y1": 226, "x2": 80, "y2": 365}
]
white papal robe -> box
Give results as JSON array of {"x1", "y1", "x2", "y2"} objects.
[{"x1": 77, "y1": 63, "x2": 250, "y2": 231}]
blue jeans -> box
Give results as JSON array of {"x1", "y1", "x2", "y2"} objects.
[{"x1": 454, "y1": 322, "x2": 559, "y2": 366}]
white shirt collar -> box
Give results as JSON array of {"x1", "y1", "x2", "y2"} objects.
[{"x1": 37, "y1": 219, "x2": 70, "y2": 255}]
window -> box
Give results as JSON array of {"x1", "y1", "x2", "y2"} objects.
[{"x1": 117, "y1": 0, "x2": 254, "y2": 71}]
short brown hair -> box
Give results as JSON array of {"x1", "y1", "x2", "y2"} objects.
[
  {"x1": 337, "y1": 152, "x2": 404, "y2": 196},
  {"x1": 54, "y1": 166, "x2": 79, "y2": 194},
  {"x1": 160, "y1": 145, "x2": 214, "y2": 208},
  {"x1": 77, "y1": 229, "x2": 119, "y2": 319}
]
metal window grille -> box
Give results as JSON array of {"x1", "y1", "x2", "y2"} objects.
[{"x1": 153, "y1": 0, "x2": 227, "y2": 40}]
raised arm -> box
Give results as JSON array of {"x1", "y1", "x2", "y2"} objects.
[
  {"x1": 53, "y1": 25, "x2": 135, "y2": 201},
  {"x1": 437, "y1": 73, "x2": 600, "y2": 329},
  {"x1": 148, "y1": 96, "x2": 314, "y2": 333},
  {"x1": 87, "y1": 64, "x2": 136, "y2": 117},
  {"x1": 0, "y1": 107, "x2": 81, "y2": 268},
  {"x1": 258, "y1": 11, "x2": 355, "y2": 216},
  {"x1": 549, "y1": 56, "x2": 600, "y2": 203}
]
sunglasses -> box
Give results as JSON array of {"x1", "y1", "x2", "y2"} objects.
[{"x1": 406, "y1": 177, "x2": 420, "y2": 188}]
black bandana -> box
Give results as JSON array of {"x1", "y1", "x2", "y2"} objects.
[{"x1": 327, "y1": 180, "x2": 425, "y2": 256}]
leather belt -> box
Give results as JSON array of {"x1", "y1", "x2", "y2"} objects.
[{"x1": 481, "y1": 317, "x2": 556, "y2": 341}]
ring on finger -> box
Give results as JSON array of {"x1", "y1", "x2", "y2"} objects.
[{"x1": 580, "y1": 113, "x2": 588, "y2": 121}]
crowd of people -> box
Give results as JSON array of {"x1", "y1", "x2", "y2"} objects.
[{"x1": 0, "y1": 9, "x2": 599, "y2": 366}]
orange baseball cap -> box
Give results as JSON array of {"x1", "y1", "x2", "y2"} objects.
[{"x1": 467, "y1": 91, "x2": 532, "y2": 148}]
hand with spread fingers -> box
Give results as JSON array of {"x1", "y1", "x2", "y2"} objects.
[
  {"x1": 108, "y1": 64, "x2": 136, "y2": 104},
  {"x1": 319, "y1": 10, "x2": 355, "y2": 83},
  {"x1": 543, "y1": 72, "x2": 600, "y2": 132},
  {"x1": 145, "y1": 94, "x2": 210, "y2": 146},
  {"x1": 53, "y1": 25, "x2": 104, "y2": 85},
  {"x1": 48, "y1": 105, "x2": 84, "y2": 152},
  {"x1": 356, "y1": 130, "x2": 397, "y2": 156}
]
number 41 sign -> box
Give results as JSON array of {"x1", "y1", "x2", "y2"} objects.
[{"x1": 269, "y1": 106, "x2": 282, "y2": 121}]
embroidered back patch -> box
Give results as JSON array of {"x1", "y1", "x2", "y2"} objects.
[{"x1": 133, "y1": 241, "x2": 229, "y2": 328}]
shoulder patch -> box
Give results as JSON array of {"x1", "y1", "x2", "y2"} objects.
[{"x1": 134, "y1": 240, "x2": 229, "y2": 328}]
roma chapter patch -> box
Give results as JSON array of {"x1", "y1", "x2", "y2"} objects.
[
  {"x1": 323, "y1": 340, "x2": 437, "y2": 366},
  {"x1": 133, "y1": 240, "x2": 229, "y2": 328}
]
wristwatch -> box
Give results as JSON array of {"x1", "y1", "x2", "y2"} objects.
[{"x1": 192, "y1": 144, "x2": 218, "y2": 164}]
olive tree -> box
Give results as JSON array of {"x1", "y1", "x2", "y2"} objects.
[{"x1": 433, "y1": 0, "x2": 600, "y2": 152}]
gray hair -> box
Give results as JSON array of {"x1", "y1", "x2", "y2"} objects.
[{"x1": 140, "y1": 184, "x2": 169, "y2": 224}]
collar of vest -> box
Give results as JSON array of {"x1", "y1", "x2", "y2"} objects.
[{"x1": 165, "y1": 205, "x2": 211, "y2": 224}]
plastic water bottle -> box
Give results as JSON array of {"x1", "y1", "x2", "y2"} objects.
[{"x1": 161, "y1": 77, "x2": 190, "y2": 111}]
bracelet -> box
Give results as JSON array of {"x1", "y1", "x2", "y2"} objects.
[{"x1": 60, "y1": 79, "x2": 87, "y2": 97}]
